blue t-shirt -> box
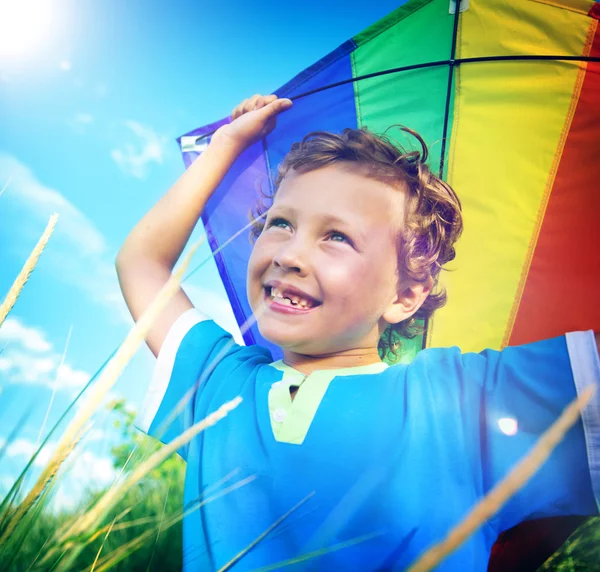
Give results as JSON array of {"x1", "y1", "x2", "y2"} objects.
[{"x1": 137, "y1": 309, "x2": 600, "y2": 571}]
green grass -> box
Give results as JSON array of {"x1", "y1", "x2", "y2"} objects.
[
  {"x1": 1, "y1": 401, "x2": 185, "y2": 572},
  {"x1": 538, "y1": 518, "x2": 600, "y2": 572}
]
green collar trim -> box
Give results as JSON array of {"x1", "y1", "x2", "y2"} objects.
[{"x1": 267, "y1": 360, "x2": 389, "y2": 445}]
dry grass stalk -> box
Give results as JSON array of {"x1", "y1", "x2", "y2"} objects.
[
  {"x1": 80, "y1": 508, "x2": 134, "y2": 547},
  {"x1": 61, "y1": 395, "x2": 242, "y2": 543},
  {"x1": 0, "y1": 238, "x2": 204, "y2": 547},
  {"x1": 90, "y1": 513, "x2": 119, "y2": 572},
  {"x1": 90, "y1": 527, "x2": 158, "y2": 572},
  {"x1": 0, "y1": 213, "x2": 58, "y2": 328},
  {"x1": 406, "y1": 385, "x2": 596, "y2": 572},
  {"x1": 0, "y1": 421, "x2": 88, "y2": 559}
]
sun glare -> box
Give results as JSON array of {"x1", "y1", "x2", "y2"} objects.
[
  {"x1": 0, "y1": 0, "x2": 55, "y2": 62},
  {"x1": 498, "y1": 417, "x2": 518, "y2": 436}
]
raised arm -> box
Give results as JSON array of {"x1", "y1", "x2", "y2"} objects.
[{"x1": 115, "y1": 95, "x2": 292, "y2": 357}]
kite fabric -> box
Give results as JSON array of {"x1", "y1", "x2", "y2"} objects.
[{"x1": 179, "y1": 0, "x2": 600, "y2": 364}]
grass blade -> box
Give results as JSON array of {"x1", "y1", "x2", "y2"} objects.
[
  {"x1": 89, "y1": 513, "x2": 120, "y2": 572},
  {"x1": 36, "y1": 325, "x2": 73, "y2": 449},
  {"x1": 250, "y1": 530, "x2": 383, "y2": 572},
  {"x1": 0, "y1": 214, "x2": 58, "y2": 327},
  {"x1": 0, "y1": 174, "x2": 12, "y2": 199},
  {"x1": 145, "y1": 481, "x2": 170, "y2": 572},
  {"x1": 218, "y1": 492, "x2": 315, "y2": 572}
]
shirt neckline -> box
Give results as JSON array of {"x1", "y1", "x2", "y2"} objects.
[
  {"x1": 266, "y1": 360, "x2": 389, "y2": 446},
  {"x1": 269, "y1": 359, "x2": 389, "y2": 379}
]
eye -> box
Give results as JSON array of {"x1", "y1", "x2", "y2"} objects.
[
  {"x1": 267, "y1": 217, "x2": 292, "y2": 230},
  {"x1": 328, "y1": 230, "x2": 352, "y2": 245}
]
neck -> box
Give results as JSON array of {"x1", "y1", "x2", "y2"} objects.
[{"x1": 282, "y1": 347, "x2": 383, "y2": 376}]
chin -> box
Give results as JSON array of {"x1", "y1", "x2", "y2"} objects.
[{"x1": 257, "y1": 324, "x2": 314, "y2": 354}]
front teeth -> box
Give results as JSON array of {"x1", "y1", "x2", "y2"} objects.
[{"x1": 270, "y1": 287, "x2": 312, "y2": 308}]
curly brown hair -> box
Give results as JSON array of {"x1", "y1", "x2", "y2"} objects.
[{"x1": 249, "y1": 127, "x2": 463, "y2": 359}]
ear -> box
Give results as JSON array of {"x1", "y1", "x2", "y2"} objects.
[{"x1": 382, "y1": 276, "x2": 433, "y2": 325}]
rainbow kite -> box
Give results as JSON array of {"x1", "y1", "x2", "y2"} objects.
[{"x1": 179, "y1": 0, "x2": 600, "y2": 363}]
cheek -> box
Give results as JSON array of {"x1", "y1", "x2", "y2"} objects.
[
  {"x1": 321, "y1": 259, "x2": 371, "y2": 306},
  {"x1": 247, "y1": 244, "x2": 265, "y2": 292},
  {"x1": 337, "y1": 258, "x2": 397, "y2": 309},
  {"x1": 247, "y1": 236, "x2": 278, "y2": 289},
  {"x1": 248, "y1": 237, "x2": 269, "y2": 270}
]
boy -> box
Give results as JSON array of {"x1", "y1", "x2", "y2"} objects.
[{"x1": 117, "y1": 95, "x2": 599, "y2": 570}]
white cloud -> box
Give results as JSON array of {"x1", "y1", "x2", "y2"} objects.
[
  {"x1": 111, "y1": 121, "x2": 166, "y2": 179},
  {"x1": 0, "y1": 153, "x2": 106, "y2": 256},
  {"x1": 74, "y1": 113, "x2": 93, "y2": 124},
  {"x1": 51, "y1": 487, "x2": 79, "y2": 512},
  {"x1": 3, "y1": 350, "x2": 56, "y2": 383},
  {"x1": 71, "y1": 79, "x2": 108, "y2": 99},
  {"x1": 6, "y1": 437, "x2": 53, "y2": 466},
  {"x1": 49, "y1": 448, "x2": 119, "y2": 512},
  {"x1": 69, "y1": 450, "x2": 116, "y2": 485},
  {"x1": 4, "y1": 436, "x2": 118, "y2": 512},
  {"x1": 0, "y1": 154, "x2": 129, "y2": 321},
  {"x1": 0, "y1": 316, "x2": 91, "y2": 392},
  {"x1": 56, "y1": 363, "x2": 92, "y2": 390},
  {"x1": 68, "y1": 113, "x2": 95, "y2": 135},
  {"x1": 6, "y1": 437, "x2": 117, "y2": 483},
  {"x1": 0, "y1": 318, "x2": 52, "y2": 352},
  {"x1": 0, "y1": 475, "x2": 15, "y2": 492}
]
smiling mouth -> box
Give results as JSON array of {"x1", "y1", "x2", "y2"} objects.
[{"x1": 263, "y1": 286, "x2": 321, "y2": 311}]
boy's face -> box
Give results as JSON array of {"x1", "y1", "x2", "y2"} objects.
[{"x1": 247, "y1": 163, "x2": 405, "y2": 357}]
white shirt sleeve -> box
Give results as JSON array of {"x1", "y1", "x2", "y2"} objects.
[
  {"x1": 136, "y1": 308, "x2": 209, "y2": 433},
  {"x1": 566, "y1": 330, "x2": 600, "y2": 511}
]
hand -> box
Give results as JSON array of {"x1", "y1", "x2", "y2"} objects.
[{"x1": 214, "y1": 94, "x2": 293, "y2": 152}]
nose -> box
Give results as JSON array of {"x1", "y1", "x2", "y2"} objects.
[{"x1": 272, "y1": 235, "x2": 308, "y2": 274}]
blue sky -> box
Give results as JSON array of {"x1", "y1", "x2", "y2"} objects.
[{"x1": 0, "y1": 0, "x2": 404, "y2": 505}]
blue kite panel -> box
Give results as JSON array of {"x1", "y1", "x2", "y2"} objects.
[{"x1": 267, "y1": 40, "x2": 359, "y2": 185}]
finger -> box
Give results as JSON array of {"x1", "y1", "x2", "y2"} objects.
[
  {"x1": 261, "y1": 98, "x2": 293, "y2": 118},
  {"x1": 231, "y1": 99, "x2": 248, "y2": 120},
  {"x1": 244, "y1": 94, "x2": 262, "y2": 115},
  {"x1": 258, "y1": 95, "x2": 278, "y2": 110},
  {"x1": 253, "y1": 95, "x2": 264, "y2": 110},
  {"x1": 232, "y1": 95, "x2": 258, "y2": 119}
]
